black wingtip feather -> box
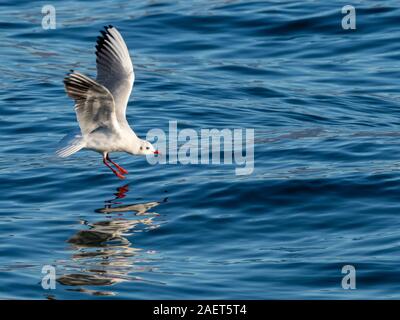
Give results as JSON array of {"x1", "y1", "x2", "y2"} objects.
[
  {"x1": 96, "y1": 25, "x2": 116, "y2": 55},
  {"x1": 64, "y1": 73, "x2": 98, "y2": 101},
  {"x1": 96, "y1": 32, "x2": 106, "y2": 54}
]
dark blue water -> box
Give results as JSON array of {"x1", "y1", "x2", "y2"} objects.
[{"x1": 1, "y1": 0, "x2": 400, "y2": 299}]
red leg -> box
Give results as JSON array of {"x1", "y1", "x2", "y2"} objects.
[
  {"x1": 103, "y1": 157, "x2": 125, "y2": 179},
  {"x1": 106, "y1": 154, "x2": 129, "y2": 175}
]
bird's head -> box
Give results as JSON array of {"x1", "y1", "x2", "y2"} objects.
[{"x1": 137, "y1": 140, "x2": 159, "y2": 156}]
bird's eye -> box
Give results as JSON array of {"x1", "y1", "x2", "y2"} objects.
[
  {"x1": 140, "y1": 147, "x2": 143, "y2": 150},
  {"x1": 146, "y1": 147, "x2": 150, "y2": 150}
]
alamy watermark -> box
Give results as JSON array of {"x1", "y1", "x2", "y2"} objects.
[
  {"x1": 41, "y1": 5, "x2": 56, "y2": 30},
  {"x1": 342, "y1": 5, "x2": 356, "y2": 30},
  {"x1": 41, "y1": 265, "x2": 56, "y2": 290},
  {"x1": 341, "y1": 265, "x2": 356, "y2": 289},
  {"x1": 146, "y1": 121, "x2": 254, "y2": 176}
]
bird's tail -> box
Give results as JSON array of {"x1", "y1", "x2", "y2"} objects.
[{"x1": 56, "y1": 130, "x2": 85, "y2": 158}]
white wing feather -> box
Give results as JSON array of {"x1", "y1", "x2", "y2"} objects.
[
  {"x1": 95, "y1": 26, "x2": 134, "y2": 125},
  {"x1": 63, "y1": 71, "x2": 120, "y2": 135}
]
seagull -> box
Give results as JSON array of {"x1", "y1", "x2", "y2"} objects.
[{"x1": 56, "y1": 25, "x2": 158, "y2": 179}]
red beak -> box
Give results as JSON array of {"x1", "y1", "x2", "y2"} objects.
[{"x1": 154, "y1": 150, "x2": 160, "y2": 155}]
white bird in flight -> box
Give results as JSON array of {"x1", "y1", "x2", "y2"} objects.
[{"x1": 56, "y1": 25, "x2": 159, "y2": 179}]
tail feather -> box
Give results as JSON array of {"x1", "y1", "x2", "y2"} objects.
[{"x1": 56, "y1": 131, "x2": 85, "y2": 158}]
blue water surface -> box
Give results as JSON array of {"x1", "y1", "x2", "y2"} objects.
[{"x1": 1, "y1": 0, "x2": 400, "y2": 299}]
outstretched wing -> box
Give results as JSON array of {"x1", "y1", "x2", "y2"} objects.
[
  {"x1": 64, "y1": 71, "x2": 120, "y2": 135},
  {"x1": 95, "y1": 25, "x2": 134, "y2": 125}
]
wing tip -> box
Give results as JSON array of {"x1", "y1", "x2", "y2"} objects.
[
  {"x1": 64, "y1": 72, "x2": 98, "y2": 100},
  {"x1": 95, "y1": 28, "x2": 110, "y2": 56},
  {"x1": 95, "y1": 24, "x2": 126, "y2": 58}
]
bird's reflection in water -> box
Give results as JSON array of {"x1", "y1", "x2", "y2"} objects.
[{"x1": 57, "y1": 184, "x2": 167, "y2": 296}]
